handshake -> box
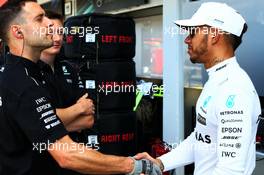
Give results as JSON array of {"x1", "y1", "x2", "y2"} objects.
[{"x1": 126, "y1": 153, "x2": 164, "y2": 175}]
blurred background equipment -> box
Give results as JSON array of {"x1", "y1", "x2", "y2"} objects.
[{"x1": 63, "y1": 13, "x2": 137, "y2": 156}]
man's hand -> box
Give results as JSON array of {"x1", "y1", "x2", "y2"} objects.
[
  {"x1": 56, "y1": 93, "x2": 95, "y2": 132},
  {"x1": 134, "y1": 152, "x2": 164, "y2": 172},
  {"x1": 127, "y1": 157, "x2": 162, "y2": 175},
  {"x1": 76, "y1": 93, "x2": 95, "y2": 115}
]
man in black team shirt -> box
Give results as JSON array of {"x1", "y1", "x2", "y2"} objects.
[
  {"x1": 0, "y1": 1, "x2": 162, "y2": 175},
  {"x1": 39, "y1": 10, "x2": 94, "y2": 137},
  {"x1": 38, "y1": 10, "x2": 94, "y2": 175}
]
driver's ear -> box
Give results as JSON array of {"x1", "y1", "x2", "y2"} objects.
[
  {"x1": 210, "y1": 28, "x2": 220, "y2": 45},
  {"x1": 11, "y1": 25, "x2": 24, "y2": 39}
]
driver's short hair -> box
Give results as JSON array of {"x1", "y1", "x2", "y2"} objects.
[{"x1": 224, "y1": 23, "x2": 248, "y2": 51}]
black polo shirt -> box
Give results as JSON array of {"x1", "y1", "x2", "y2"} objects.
[
  {"x1": 38, "y1": 59, "x2": 86, "y2": 175},
  {"x1": 38, "y1": 59, "x2": 84, "y2": 108},
  {"x1": 0, "y1": 54, "x2": 68, "y2": 175}
]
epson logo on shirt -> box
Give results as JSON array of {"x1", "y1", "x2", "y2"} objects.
[
  {"x1": 222, "y1": 127, "x2": 242, "y2": 133},
  {"x1": 36, "y1": 103, "x2": 52, "y2": 113}
]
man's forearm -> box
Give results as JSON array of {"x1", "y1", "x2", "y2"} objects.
[
  {"x1": 49, "y1": 136, "x2": 134, "y2": 174},
  {"x1": 66, "y1": 148, "x2": 134, "y2": 174},
  {"x1": 56, "y1": 104, "x2": 83, "y2": 127},
  {"x1": 66, "y1": 114, "x2": 94, "y2": 132}
]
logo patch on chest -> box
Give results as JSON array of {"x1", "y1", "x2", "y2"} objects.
[
  {"x1": 203, "y1": 96, "x2": 212, "y2": 108},
  {"x1": 226, "y1": 95, "x2": 236, "y2": 108},
  {"x1": 200, "y1": 96, "x2": 212, "y2": 114}
]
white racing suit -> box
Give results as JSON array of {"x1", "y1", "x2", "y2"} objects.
[{"x1": 159, "y1": 57, "x2": 261, "y2": 175}]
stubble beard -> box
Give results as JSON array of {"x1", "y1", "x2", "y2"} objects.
[
  {"x1": 189, "y1": 34, "x2": 208, "y2": 64},
  {"x1": 28, "y1": 35, "x2": 53, "y2": 51}
]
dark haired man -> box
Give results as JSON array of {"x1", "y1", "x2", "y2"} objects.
[
  {"x1": 0, "y1": 1, "x2": 162, "y2": 175},
  {"x1": 39, "y1": 10, "x2": 94, "y2": 134},
  {"x1": 136, "y1": 2, "x2": 261, "y2": 175},
  {"x1": 37, "y1": 10, "x2": 94, "y2": 175}
]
